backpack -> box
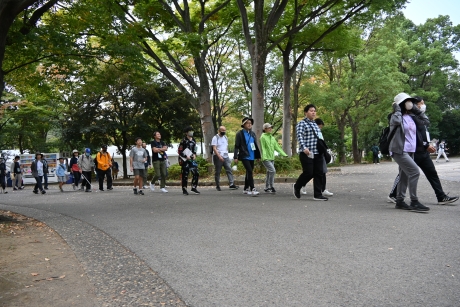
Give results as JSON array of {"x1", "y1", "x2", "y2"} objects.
[
  {"x1": 93, "y1": 153, "x2": 99, "y2": 170},
  {"x1": 379, "y1": 126, "x2": 398, "y2": 155}
]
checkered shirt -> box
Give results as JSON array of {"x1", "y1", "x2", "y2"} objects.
[{"x1": 296, "y1": 118, "x2": 320, "y2": 154}]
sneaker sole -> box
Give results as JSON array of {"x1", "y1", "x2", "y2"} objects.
[
  {"x1": 313, "y1": 198, "x2": 328, "y2": 201},
  {"x1": 292, "y1": 183, "x2": 300, "y2": 199},
  {"x1": 437, "y1": 198, "x2": 459, "y2": 205},
  {"x1": 387, "y1": 196, "x2": 397, "y2": 204}
]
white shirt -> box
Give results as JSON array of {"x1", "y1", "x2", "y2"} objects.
[
  {"x1": 211, "y1": 134, "x2": 229, "y2": 158},
  {"x1": 37, "y1": 161, "x2": 44, "y2": 176}
]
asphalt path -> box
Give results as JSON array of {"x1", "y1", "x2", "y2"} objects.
[{"x1": 1, "y1": 159, "x2": 460, "y2": 307}]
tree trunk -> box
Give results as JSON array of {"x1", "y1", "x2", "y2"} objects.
[
  {"x1": 351, "y1": 126, "x2": 361, "y2": 164},
  {"x1": 251, "y1": 52, "x2": 267, "y2": 144},
  {"x1": 282, "y1": 63, "x2": 292, "y2": 156}
]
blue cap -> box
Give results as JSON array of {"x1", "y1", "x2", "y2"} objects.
[{"x1": 85, "y1": 148, "x2": 91, "y2": 153}]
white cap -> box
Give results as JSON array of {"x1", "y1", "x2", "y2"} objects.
[{"x1": 393, "y1": 93, "x2": 417, "y2": 105}]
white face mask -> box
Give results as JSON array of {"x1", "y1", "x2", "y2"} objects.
[
  {"x1": 419, "y1": 104, "x2": 426, "y2": 113},
  {"x1": 187, "y1": 131, "x2": 193, "y2": 137},
  {"x1": 405, "y1": 101, "x2": 413, "y2": 110}
]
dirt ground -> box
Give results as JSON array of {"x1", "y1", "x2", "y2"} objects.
[{"x1": 0, "y1": 210, "x2": 100, "y2": 307}]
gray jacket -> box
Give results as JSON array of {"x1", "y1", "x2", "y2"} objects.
[
  {"x1": 78, "y1": 154, "x2": 94, "y2": 172},
  {"x1": 389, "y1": 104, "x2": 429, "y2": 155}
]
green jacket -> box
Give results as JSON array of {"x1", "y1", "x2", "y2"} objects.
[{"x1": 260, "y1": 133, "x2": 288, "y2": 161}]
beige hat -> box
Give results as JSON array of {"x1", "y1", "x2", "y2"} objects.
[
  {"x1": 393, "y1": 93, "x2": 417, "y2": 105},
  {"x1": 263, "y1": 123, "x2": 272, "y2": 130}
]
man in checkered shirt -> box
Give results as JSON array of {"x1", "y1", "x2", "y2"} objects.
[{"x1": 292, "y1": 104, "x2": 328, "y2": 201}]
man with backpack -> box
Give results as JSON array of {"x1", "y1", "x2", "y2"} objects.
[{"x1": 212, "y1": 126, "x2": 238, "y2": 191}]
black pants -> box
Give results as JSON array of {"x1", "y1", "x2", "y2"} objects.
[
  {"x1": 295, "y1": 153, "x2": 324, "y2": 198},
  {"x1": 72, "y1": 171, "x2": 81, "y2": 187},
  {"x1": 0, "y1": 174, "x2": 6, "y2": 189},
  {"x1": 81, "y1": 171, "x2": 92, "y2": 190},
  {"x1": 97, "y1": 168, "x2": 112, "y2": 190},
  {"x1": 389, "y1": 151, "x2": 445, "y2": 200},
  {"x1": 181, "y1": 161, "x2": 199, "y2": 188},
  {"x1": 43, "y1": 173, "x2": 48, "y2": 188},
  {"x1": 241, "y1": 159, "x2": 255, "y2": 191},
  {"x1": 34, "y1": 176, "x2": 43, "y2": 192},
  {"x1": 373, "y1": 153, "x2": 379, "y2": 163}
]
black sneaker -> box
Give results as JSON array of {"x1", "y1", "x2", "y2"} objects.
[
  {"x1": 107, "y1": 187, "x2": 113, "y2": 190},
  {"x1": 293, "y1": 183, "x2": 300, "y2": 199},
  {"x1": 313, "y1": 195, "x2": 328, "y2": 201},
  {"x1": 409, "y1": 201, "x2": 430, "y2": 212},
  {"x1": 85, "y1": 189, "x2": 92, "y2": 193},
  {"x1": 99, "y1": 189, "x2": 104, "y2": 192},
  {"x1": 437, "y1": 195, "x2": 459, "y2": 205},
  {"x1": 191, "y1": 188, "x2": 200, "y2": 194},
  {"x1": 229, "y1": 185, "x2": 239, "y2": 190},
  {"x1": 33, "y1": 190, "x2": 39, "y2": 194},
  {"x1": 271, "y1": 187, "x2": 276, "y2": 193},
  {"x1": 13, "y1": 187, "x2": 18, "y2": 191},
  {"x1": 44, "y1": 187, "x2": 48, "y2": 190},
  {"x1": 133, "y1": 188, "x2": 138, "y2": 195},
  {"x1": 395, "y1": 200, "x2": 411, "y2": 210},
  {"x1": 41, "y1": 190, "x2": 46, "y2": 194},
  {"x1": 216, "y1": 186, "x2": 221, "y2": 191},
  {"x1": 264, "y1": 188, "x2": 273, "y2": 193},
  {"x1": 138, "y1": 190, "x2": 144, "y2": 195},
  {"x1": 182, "y1": 188, "x2": 189, "y2": 195}
]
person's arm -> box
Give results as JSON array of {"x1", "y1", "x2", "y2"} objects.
[
  {"x1": 233, "y1": 131, "x2": 241, "y2": 163},
  {"x1": 129, "y1": 151, "x2": 134, "y2": 171},
  {"x1": 274, "y1": 138, "x2": 288, "y2": 157}
]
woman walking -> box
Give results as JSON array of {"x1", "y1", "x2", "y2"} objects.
[{"x1": 260, "y1": 123, "x2": 287, "y2": 193}]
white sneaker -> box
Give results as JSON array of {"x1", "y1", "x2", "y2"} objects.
[
  {"x1": 143, "y1": 185, "x2": 148, "y2": 189},
  {"x1": 251, "y1": 188, "x2": 259, "y2": 196},
  {"x1": 243, "y1": 189, "x2": 249, "y2": 194},
  {"x1": 150, "y1": 183, "x2": 155, "y2": 191},
  {"x1": 160, "y1": 188, "x2": 168, "y2": 193},
  {"x1": 323, "y1": 190, "x2": 333, "y2": 196},
  {"x1": 301, "y1": 186, "x2": 307, "y2": 195}
]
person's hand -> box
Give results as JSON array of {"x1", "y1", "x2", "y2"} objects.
[
  {"x1": 186, "y1": 156, "x2": 191, "y2": 160},
  {"x1": 79, "y1": 170, "x2": 82, "y2": 173},
  {"x1": 219, "y1": 156, "x2": 224, "y2": 162},
  {"x1": 303, "y1": 148, "x2": 310, "y2": 156},
  {"x1": 234, "y1": 158, "x2": 238, "y2": 164},
  {"x1": 427, "y1": 145, "x2": 436, "y2": 153},
  {"x1": 393, "y1": 103, "x2": 401, "y2": 112},
  {"x1": 412, "y1": 103, "x2": 422, "y2": 115}
]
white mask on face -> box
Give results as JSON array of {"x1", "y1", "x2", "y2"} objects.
[
  {"x1": 405, "y1": 101, "x2": 413, "y2": 110},
  {"x1": 419, "y1": 104, "x2": 426, "y2": 113},
  {"x1": 187, "y1": 131, "x2": 193, "y2": 137}
]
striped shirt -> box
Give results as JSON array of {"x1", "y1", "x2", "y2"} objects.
[{"x1": 296, "y1": 118, "x2": 321, "y2": 154}]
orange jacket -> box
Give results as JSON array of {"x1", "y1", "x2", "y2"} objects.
[{"x1": 96, "y1": 152, "x2": 112, "y2": 171}]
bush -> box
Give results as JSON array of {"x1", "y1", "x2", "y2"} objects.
[{"x1": 167, "y1": 164, "x2": 182, "y2": 180}]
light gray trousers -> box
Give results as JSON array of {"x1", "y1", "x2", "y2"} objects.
[
  {"x1": 262, "y1": 160, "x2": 276, "y2": 189},
  {"x1": 392, "y1": 152, "x2": 420, "y2": 202}
]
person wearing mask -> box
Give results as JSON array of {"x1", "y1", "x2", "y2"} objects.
[
  {"x1": 69, "y1": 149, "x2": 81, "y2": 190},
  {"x1": 150, "y1": 131, "x2": 168, "y2": 193},
  {"x1": 212, "y1": 126, "x2": 238, "y2": 191},
  {"x1": 142, "y1": 142, "x2": 151, "y2": 189},
  {"x1": 178, "y1": 126, "x2": 200, "y2": 195},
  {"x1": 31, "y1": 152, "x2": 46, "y2": 194},
  {"x1": 96, "y1": 145, "x2": 113, "y2": 191},
  {"x1": 260, "y1": 123, "x2": 287, "y2": 193},
  {"x1": 387, "y1": 97, "x2": 458, "y2": 205},
  {"x1": 130, "y1": 137, "x2": 147, "y2": 195},
  {"x1": 42, "y1": 154, "x2": 49, "y2": 190},
  {"x1": 12, "y1": 156, "x2": 23, "y2": 191},
  {"x1": 293, "y1": 105, "x2": 327, "y2": 201},
  {"x1": 389, "y1": 93, "x2": 429, "y2": 211},
  {"x1": 436, "y1": 140, "x2": 449, "y2": 162},
  {"x1": 56, "y1": 157, "x2": 67, "y2": 192},
  {"x1": 0, "y1": 156, "x2": 7, "y2": 194},
  {"x1": 234, "y1": 117, "x2": 260, "y2": 196},
  {"x1": 78, "y1": 148, "x2": 94, "y2": 192}
]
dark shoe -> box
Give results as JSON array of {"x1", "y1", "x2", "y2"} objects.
[
  {"x1": 41, "y1": 190, "x2": 46, "y2": 194},
  {"x1": 44, "y1": 187, "x2": 48, "y2": 190},
  {"x1": 313, "y1": 195, "x2": 328, "y2": 201},
  {"x1": 293, "y1": 183, "x2": 300, "y2": 199},
  {"x1": 33, "y1": 190, "x2": 39, "y2": 194},
  {"x1": 395, "y1": 200, "x2": 411, "y2": 210},
  {"x1": 107, "y1": 187, "x2": 113, "y2": 190},
  {"x1": 85, "y1": 189, "x2": 92, "y2": 193},
  {"x1": 182, "y1": 188, "x2": 189, "y2": 195},
  {"x1": 410, "y1": 201, "x2": 430, "y2": 211},
  {"x1": 437, "y1": 195, "x2": 459, "y2": 205},
  {"x1": 264, "y1": 188, "x2": 273, "y2": 193},
  {"x1": 216, "y1": 186, "x2": 221, "y2": 191},
  {"x1": 99, "y1": 189, "x2": 104, "y2": 192},
  {"x1": 270, "y1": 187, "x2": 276, "y2": 193},
  {"x1": 13, "y1": 187, "x2": 18, "y2": 191},
  {"x1": 138, "y1": 190, "x2": 144, "y2": 195},
  {"x1": 229, "y1": 184, "x2": 239, "y2": 190},
  {"x1": 191, "y1": 188, "x2": 200, "y2": 194},
  {"x1": 133, "y1": 188, "x2": 138, "y2": 195}
]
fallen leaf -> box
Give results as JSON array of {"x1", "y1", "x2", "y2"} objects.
[
  {"x1": 45, "y1": 258, "x2": 50, "y2": 261},
  {"x1": 31, "y1": 273, "x2": 39, "y2": 276}
]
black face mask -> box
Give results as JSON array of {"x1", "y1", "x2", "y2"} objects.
[{"x1": 220, "y1": 132, "x2": 226, "y2": 136}]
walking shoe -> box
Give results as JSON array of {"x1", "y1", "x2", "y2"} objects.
[
  {"x1": 229, "y1": 184, "x2": 239, "y2": 190},
  {"x1": 293, "y1": 183, "x2": 301, "y2": 199},
  {"x1": 243, "y1": 189, "x2": 249, "y2": 194},
  {"x1": 99, "y1": 189, "x2": 104, "y2": 192},
  {"x1": 44, "y1": 187, "x2": 48, "y2": 190},
  {"x1": 313, "y1": 195, "x2": 328, "y2": 201},
  {"x1": 409, "y1": 201, "x2": 430, "y2": 211},
  {"x1": 191, "y1": 188, "x2": 200, "y2": 195},
  {"x1": 85, "y1": 189, "x2": 92, "y2": 193},
  {"x1": 13, "y1": 187, "x2": 18, "y2": 191},
  {"x1": 41, "y1": 190, "x2": 46, "y2": 194},
  {"x1": 79, "y1": 186, "x2": 84, "y2": 190},
  {"x1": 160, "y1": 188, "x2": 168, "y2": 193},
  {"x1": 19, "y1": 186, "x2": 24, "y2": 190},
  {"x1": 301, "y1": 186, "x2": 307, "y2": 195},
  {"x1": 395, "y1": 200, "x2": 411, "y2": 210},
  {"x1": 322, "y1": 190, "x2": 333, "y2": 197},
  {"x1": 182, "y1": 188, "x2": 189, "y2": 195},
  {"x1": 264, "y1": 188, "x2": 273, "y2": 193},
  {"x1": 143, "y1": 185, "x2": 148, "y2": 189},
  {"x1": 387, "y1": 195, "x2": 397, "y2": 204},
  {"x1": 33, "y1": 190, "x2": 39, "y2": 194},
  {"x1": 216, "y1": 186, "x2": 221, "y2": 191},
  {"x1": 138, "y1": 190, "x2": 144, "y2": 195},
  {"x1": 133, "y1": 188, "x2": 138, "y2": 195},
  {"x1": 270, "y1": 187, "x2": 276, "y2": 193},
  {"x1": 437, "y1": 195, "x2": 459, "y2": 205},
  {"x1": 251, "y1": 188, "x2": 259, "y2": 196},
  {"x1": 150, "y1": 183, "x2": 155, "y2": 191},
  {"x1": 59, "y1": 187, "x2": 64, "y2": 192},
  {"x1": 107, "y1": 187, "x2": 113, "y2": 190},
  {"x1": 72, "y1": 184, "x2": 76, "y2": 190}
]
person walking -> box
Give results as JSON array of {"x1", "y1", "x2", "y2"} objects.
[
  {"x1": 234, "y1": 117, "x2": 260, "y2": 196},
  {"x1": 56, "y1": 157, "x2": 67, "y2": 192},
  {"x1": 130, "y1": 137, "x2": 147, "y2": 195},
  {"x1": 389, "y1": 93, "x2": 429, "y2": 211},
  {"x1": 42, "y1": 154, "x2": 49, "y2": 190},
  {"x1": 0, "y1": 155, "x2": 7, "y2": 194},
  {"x1": 371, "y1": 144, "x2": 380, "y2": 164},
  {"x1": 436, "y1": 140, "x2": 449, "y2": 162},
  {"x1": 12, "y1": 156, "x2": 23, "y2": 191},
  {"x1": 260, "y1": 123, "x2": 287, "y2": 193},
  {"x1": 387, "y1": 97, "x2": 458, "y2": 205},
  {"x1": 31, "y1": 152, "x2": 46, "y2": 195},
  {"x1": 96, "y1": 145, "x2": 113, "y2": 191},
  {"x1": 69, "y1": 149, "x2": 82, "y2": 190},
  {"x1": 150, "y1": 131, "x2": 168, "y2": 193},
  {"x1": 212, "y1": 126, "x2": 238, "y2": 191},
  {"x1": 292, "y1": 104, "x2": 327, "y2": 201},
  {"x1": 78, "y1": 148, "x2": 94, "y2": 192},
  {"x1": 142, "y1": 142, "x2": 151, "y2": 189},
  {"x1": 111, "y1": 158, "x2": 119, "y2": 180},
  {"x1": 178, "y1": 126, "x2": 200, "y2": 195}
]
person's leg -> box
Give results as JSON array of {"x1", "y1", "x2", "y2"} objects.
[
  {"x1": 312, "y1": 155, "x2": 324, "y2": 198},
  {"x1": 159, "y1": 161, "x2": 167, "y2": 188},
  {"x1": 181, "y1": 163, "x2": 189, "y2": 188},
  {"x1": 98, "y1": 170, "x2": 104, "y2": 190},
  {"x1": 44, "y1": 173, "x2": 48, "y2": 189},
  {"x1": 37, "y1": 176, "x2": 44, "y2": 192},
  {"x1": 436, "y1": 150, "x2": 442, "y2": 161},
  {"x1": 241, "y1": 159, "x2": 254, "y2": 190},
  {"x1": 222, "y1": 157, "x2": 235, "y2": 187},
  {"x1": 415, "y1": 151, "x2": 444, "y2": 199},
  {"x1": 106, "y1": 169, "x2": 112, "y2": 189},
  {"x1": 138, "y1": 170, "x2": 144, "y2": 189},
  {"x1": 191, "y1": 167, "x2": 199, "y2": 189},
  {"x1": 389, "y1": 174, "x2": 400, "y2": 199},
  {"x1": 143, "y1": 166, "x2": 148, "y2": 187},
  {"x1": 294, "y1": 153, "x2": 313, "y2": 191},
  {"x1": 393, "y1": 152, "x2": 420, "y2": 202},
  {"x1": 263, "y1": 160, "x2": 276, "y2": 189},
  {"x1": 213, "y1": 155, "x2": 223, "y2": 188},
  {"x1": 442, "y1": 150, "x2": 449, "y2": 161},
  {"x1": 151, "y1": 161, "x2": 161, "y2": 185}
]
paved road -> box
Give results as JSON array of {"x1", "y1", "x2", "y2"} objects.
[{"x1": 1, "y1": 159, "x2": 460, "y2": 306}]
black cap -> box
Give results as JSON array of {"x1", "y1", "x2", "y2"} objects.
[{"x1": 241, "y1": 117, "x2": 254, "y2": 128}]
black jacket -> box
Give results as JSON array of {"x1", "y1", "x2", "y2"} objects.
[{"x1": 234, "y1": 129, "x2": 261, "y2": 160}]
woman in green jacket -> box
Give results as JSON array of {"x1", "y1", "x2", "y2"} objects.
[{"x1": 260, "y1": 123, "x2": 288, "y2": 193}]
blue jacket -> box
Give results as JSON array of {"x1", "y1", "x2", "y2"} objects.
[{"x1": 56, "y1": 163, "x2": 66, "y2": 177}]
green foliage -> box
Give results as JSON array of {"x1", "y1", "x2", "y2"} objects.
[
  {"x1": 167, "y1": 164, "x2": 182, "y2": 180},
  {"x1": 438, "y1": 109, "x2": 460, "y2": 155}
]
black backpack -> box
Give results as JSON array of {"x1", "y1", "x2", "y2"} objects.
[{"x1": 379, "y1": 126, "x2": 399, "y2": 155}]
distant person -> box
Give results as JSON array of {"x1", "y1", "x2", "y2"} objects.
[
  {"x1": 212, "y1": 126, "x2": 238, "y2": 191},
  {"x1": 12, "y1": 156, "x2": 23, "y2": 191},
  {"x1": 56, "y1": 157, "x2": 67, "y2": 192},
  {"x1": 142, "y1": 142, "x2": 151, "y2": 189},
  {"x1": 78, "y1": 148, "x2": 94, "y2": 192},
  {"x1": 69, "y1": 149, "x2": 81, "y2": 190},
  {"x1": 130, "y1": 137, "x2": 147, "y2": 195},
  {"x1": 96, "y1": 145, "x2": 113, "y2": 191},
  {"x1": 260, "y1": 123, "x2": 287, "y2": 193},
  {"x1": 234, "y1": 117, "x2": 260, "y2": 196},
  {"x1": 0, "y1": 155, "x2": 7, "y2": 194},
  {"x1": 371, "y1": 144, "x2": 380, "y2": 164},
  {"x1": 111, "y1": 159, "x2": 119, "y2": 180},
  {"x1": 31, "y1": 152, "x2": 46, "y2": 195},
  {"x1": 178, "y1": 126, "x2": 200, "y2": 195},
  {"x1": 42, "y1": 153, "x2": 49, "y2": 190},
  {"x1": 436, "y1": 140, "x2": 449, "y2": 162},
  {"x1": 150, "y1": 131, "x2": 168, "y2": 193}
]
